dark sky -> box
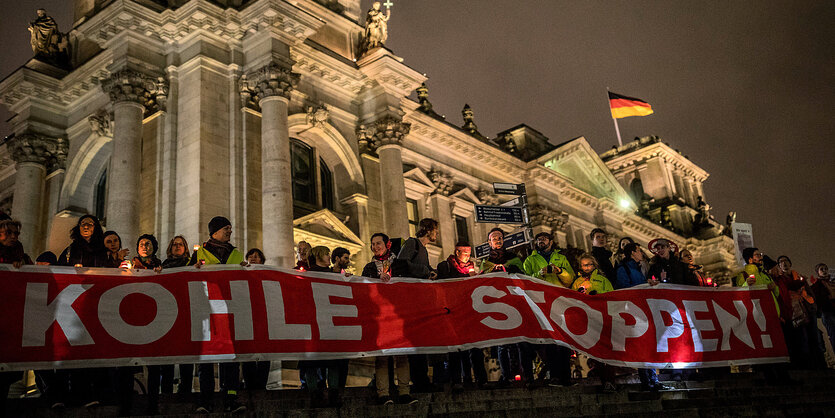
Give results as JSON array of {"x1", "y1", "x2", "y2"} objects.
[{"x1": 2, "y1": 1, "x2": 833, "y2": 273}]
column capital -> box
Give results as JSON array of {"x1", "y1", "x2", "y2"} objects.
[
  {"x1": 101, "y1": 70, "x2": 168, "y2": 112},
  {"x1": 7, "y1": 133, "x2": 62, "y2": 167},
  {"x1": 357, "y1": 116, "x2": 411, "y2": 153},
  {"x1": 240, "y1": 63, "x2": 299, "y2": 109}
]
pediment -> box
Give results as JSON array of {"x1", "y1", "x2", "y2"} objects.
[
  {"x1": 293, "y1": 209, "x2": 364, "y2": 251},
  {"x1": 537, "y1": 136, "x2": 633, "y2": 204},
  {"x1": 450, "y1": 186, "x2": 482, "y2": 205},
  {"x1": 403, "y1": 166, "x2": 437, "y2": 193}
]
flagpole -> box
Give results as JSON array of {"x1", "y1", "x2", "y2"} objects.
[{"x1": 606, "y1": 88, "x2": 623, "y2": 147}]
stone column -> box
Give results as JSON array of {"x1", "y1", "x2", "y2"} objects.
[
  {"x1": 102, "y1": 70, "x2": 157, "y2": 246},
  {"x1": 243, "y1": 63, "x2": 299, "y2": 267},
  {"x1": 7, "y1": 134, "x2": 60, "y2": 256},
  {"x1": 362, "y1": 117, "x2": 410, "y2": 239},
  {"x1": 42, "y1": 138, "x2": 68, "y2": 251}
]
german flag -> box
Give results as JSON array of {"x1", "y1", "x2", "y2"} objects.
[{"x1": 608, "y1": 91, "x2": 653, "y2": 119}]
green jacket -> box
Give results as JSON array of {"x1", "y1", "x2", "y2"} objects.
[
  {"x1": 735, "y1": 263, "x2": 781, "y2": 316},
  {"x1": 571, "y1": 269, "x2": 614, "y2": 294},
  {"x1": 523, "y1": 248, "x2": 575, "y2": 287}
]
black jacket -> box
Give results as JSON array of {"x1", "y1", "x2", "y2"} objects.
[
  {"x1": 396, "y1": 237, "x2": 433, "y2": 279},
  {"x1": 647, "y1": 255, "x2": 699, "y2": 286},
  {"x1": 436, "y1": 258, "x2": 475, "y2": 280},
  {"x1": 58, "y1": 240, "x2": 109, "y2": 267},
  {"x1": 162, "y1": 256, "x2": 190, "y2": 269},
  {"x1": 592, "y1": 246, "x2": 615, "y2": 280}
]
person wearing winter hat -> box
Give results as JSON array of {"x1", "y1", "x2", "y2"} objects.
[{"x1": 188, "y1": 216, "x2": 246, "y2": 413}]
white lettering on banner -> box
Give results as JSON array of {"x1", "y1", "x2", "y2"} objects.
[
  {"x1": 262, "y1": 281, "x2": 312, "y2": 340},
  {"x1": 713, "y1": 300, "x2": 754, "y2": 350},
  {"x1": 607, "y1": 301, "x2": 649, "y2": 352},
  {"x1": 471, "y1": 286, "x2": 522, "y2": 330},
  {"x1": 682, "y1": 300, "x2": 718, "y2": 352},
  {"x1": 507, "y1": 287, "x2": 553, "y2": 331},
  {"x1": 549, "y1": 296, "x2": 602, "y2": 349},
  {"x1": 98, "y1": 283, "x2": 178, "y2": 345},
  {"x1": 647, "y1": 299, "x2": 685, "y2": 352},
  {"x1": 310, "y1": 283, "x2": 362, "y2": 340},
  {"x1": 188, "y1": 281, "x2": 254, "y2": 342},
  {"x1": 750, "y1": 299, "x2": 773, "y2": 348},
  {"x1": 22, "y1": 283, "x2": 94, "y2": 347}
]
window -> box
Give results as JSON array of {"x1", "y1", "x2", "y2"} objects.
[
  {"x1": 320, "y1": 158, "x2": 333, "y2": 210},
  {"x1": 95, "y1": 169, "x2": 107, "y2": 222},
  {"x1": 455, "y1": 215, "x2": 469, "y2": 244},
  {"x1": 630, "y1": 178, "x2": 644, "y2": 203},
  {"x1": 291, "y1": 140, "x2": 316, "y2": 206},
  {"x1": 406, "y1": 199, "x2": 419, "y2": 237}
]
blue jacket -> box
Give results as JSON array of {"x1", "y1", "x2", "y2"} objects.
[{"x1": 615, "y1": 259, "x2": 646, "y2": 289}]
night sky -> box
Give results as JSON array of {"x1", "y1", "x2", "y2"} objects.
[{"x1": 2, "y1": 1, "x2": 833, "y2": 273}]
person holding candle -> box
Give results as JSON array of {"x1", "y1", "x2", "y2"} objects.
[
  {"x1": 361, "y1": 233, "x2": 396, "y2": 281},
  {"x1": 103, "y1": 230, "x2": 129, "y2": 267},
  {"x1": 571, "y1": 254, "x2": 617, "y2": 392},
  {"x1": 436, "y1": 242, "x2": 487, "y2": 391}
]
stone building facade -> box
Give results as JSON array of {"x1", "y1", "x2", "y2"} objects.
[{"x1": 0, "y1": 0, "x2": 738, "y2": 282}]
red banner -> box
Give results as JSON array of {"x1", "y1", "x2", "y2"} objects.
[{"x1": 0, "y1": 265, "x2": 788, "y2": 371}]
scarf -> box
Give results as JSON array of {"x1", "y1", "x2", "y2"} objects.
[
  {"x1": 447, "y1": 254, "x2": 474, "y2": 275},
  {"x1": 204, "y1": 238, "x2": 235, "y2": 264},
  {"x1": 132, "y1": 255, "x2": 161, "y2": 270}
]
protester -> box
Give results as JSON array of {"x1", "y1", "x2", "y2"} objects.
[
  {"x1": 245, "y1": 248, "x2": 265, "y2": 265},
  {"x1": 331, "y1": 246, "x2": 351, "y2": 276},
  {"x1": 57, "y1": 215, "x2": 109, "y2": 408},
  {"x1": 590, "y1": 228, "x2": 615, "y2": 280},
  {"x1": 436, "y1": 242, "x2": 486, "y2": 390},
  {"x1": 647, "y1": 238, "x2": 698, "y2": 286},
  {"x1": 0, "y1": 219, "x2": 30, "y2": 412},
  {"x1": 479, "y1": 227, "x2": 528, "y2": 386},
  {"x1": 103, "y1": 230, "x2": 129, "y2": 268},
  {"x1": 361, "y1": 233, "x2": 415, "y2": 405},
  {"x1": 614, "y1": 243, "x2": 671, "y2": 391},
  {"x1": 479, "y1": 228, "x2": 524, "y2": 274},
  {"x1": 811, "y1": 263, "x2": 835, "y2": 359},
  {"x1": 612, "y1": 236, "x2": 649, "y2": 274},
  {"x1": 0, "y1": 219, "x2": 31, "y2": 267},
  {"x1": 188, "y1": 216, "x2": 246, "y2": 413},
  {"x1": 295, "y1": 240, "x2": 311, "y2": 271},
  {"x1": 736, "y1": 247, "x2": 789, "y2": 384},
  {"x1": 329, "y1": 247, "x2": 351, "y2": 397},
  {"x1": 35, "y1": 251, "x2": 57, "y2": 265},
  {"x1": 572, "y1": 254, "x2": 617, "y2": 392},
  {"x1": 680, "y1": 249, "x2": 710, "y2": 287},
  {"x1": 770, "y1": 255, "x2": 824, "y2": 369},
  {"x1": 124, "y1": 234, "x2": 167, "y2": 414},
  {"x1": 162, "y1": 235, "x2": 191, "y2": 269},
  {"x1": 241, "y1": 248, "x2": 271, "y2": 392},
  {"x1": 522, "y1": 232, "x2": 575, "y2": 387},
  {"x1": 362, "y1": 233, "x2": 396, "y2": 281},
  {"x1": 397, "y1": 218, "x2": 439, "y2": 280}
]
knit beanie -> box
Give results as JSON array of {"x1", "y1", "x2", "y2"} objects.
[{"x1": 208, "y1": 216, "x2": 231, "y2": 237}]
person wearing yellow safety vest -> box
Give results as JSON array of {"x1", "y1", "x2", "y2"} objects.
[
  {"x1": 522, "y1": 232, "x2": 576, "y2": 387},
  {"x1": 735, "y1": 247, "x2": 792, "y2": 385},
  {"x1": 188, "y1": 216, "x2": 246, "y2": 414}
]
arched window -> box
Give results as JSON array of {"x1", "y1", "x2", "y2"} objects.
[
  {"x1": 630, "y1": 178, "x2": 644, "y2": 203},
  {"x1": 95, "y1": 169, "x2": 107, "y2": 222},
  {"x1": 290, "y1": 139, "x2": 335, "y2": 213}
]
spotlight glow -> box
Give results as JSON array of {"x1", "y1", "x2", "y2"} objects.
[{"x1": 619, "y1": 199, "x2": 630, "y2": 208}]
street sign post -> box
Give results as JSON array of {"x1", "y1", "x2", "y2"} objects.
[{"x1": 475, "y1": 205, "x2": 525, "y2": 224}]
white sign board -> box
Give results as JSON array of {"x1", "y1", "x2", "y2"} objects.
[{"x1": 731, "y1": 222, "x2": 754, "y2": 266}]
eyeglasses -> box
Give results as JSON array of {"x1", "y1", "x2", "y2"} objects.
[{"x1": 79, "y1": 222, "x2": 95, "y2": 227}]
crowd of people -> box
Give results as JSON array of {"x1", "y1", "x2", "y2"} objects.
[{"x1": 0, "y1": 212, "x2": 833, "y2": 415}]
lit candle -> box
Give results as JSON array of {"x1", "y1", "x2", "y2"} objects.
[
  {"x1": 193, "y1": 245, "x2": 200, "y2": 252},
  {"x1": 74, "y1": 264, "x2": 83, "y2": 268}
]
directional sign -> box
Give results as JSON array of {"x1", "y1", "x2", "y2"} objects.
[
  {"x1": 493, "y1": 182, "x2": 525, "y2": 195},
  {"x1": 475, "y1": 205, "x2": 525, "y2": 224},
  {"x1": 475, "y1": 229, "x2": 533, "y2": 259},
  {"x1": 500, "y1": 196, "x2": 523, "y2": 207}
]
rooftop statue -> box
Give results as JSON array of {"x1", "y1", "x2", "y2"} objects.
[
  {"x1": 360, "y1": 1, "x2": 390, "y2": 55},
  {"x1": 28, "y1": 8, "x2": 69, "y2": 66}
]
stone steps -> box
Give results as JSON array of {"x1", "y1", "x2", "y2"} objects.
[{"x1": 6, "y1": 369, "x2": 835, "y2": 417}]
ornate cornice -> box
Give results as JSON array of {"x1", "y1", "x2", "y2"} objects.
[
  {"x1": 240, "y1": 63, "x2": 299, "y2": 109},
  {"x1": 6, "y1": 134, "x2": 64, "y2": 168},
  {"x1": 529, "y1": 205, "x2": 569, "y2": 232},
  {"x1": 357, "y1": 116, "x2": 411, "y2": 152}
]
